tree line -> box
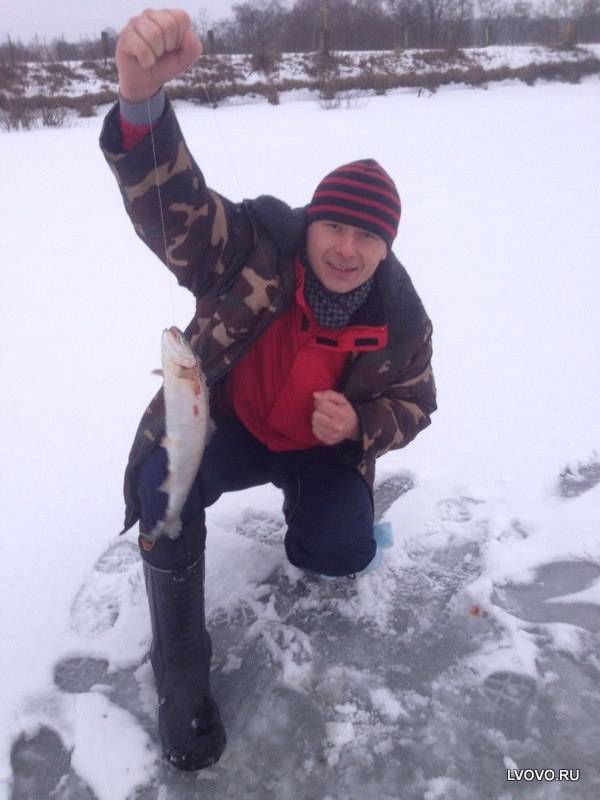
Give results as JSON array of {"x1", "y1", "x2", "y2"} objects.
[{"x1": 2, "y1": 0, "x2": 600, "y2": 64}]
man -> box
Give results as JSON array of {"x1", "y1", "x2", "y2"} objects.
[{"x1": 100, "y1": 8, "x2": 436, "y2": 773}]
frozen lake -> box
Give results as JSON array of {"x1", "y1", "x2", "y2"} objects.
[{"x1": 2, "y1": 76, "x2": 600, "y2": 799}]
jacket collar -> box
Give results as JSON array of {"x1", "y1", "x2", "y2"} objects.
[{"x1": 294, "y1": 257, "x2": 388, "y2": 352}]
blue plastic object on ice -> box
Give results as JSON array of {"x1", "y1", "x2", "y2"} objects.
[
  {"x1": 319, "y1": 521, "x2": 394, "y2": 579},
  {"x1": 374, "y1": 520, "x2": 394, "y2": 549},
  {"x1": 358, "y1": 520, "x2": 394, "y2": 576}
]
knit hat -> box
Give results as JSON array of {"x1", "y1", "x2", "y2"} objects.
[{"x1": 306, "y1": 159, "x2": 401, "y2": 247}]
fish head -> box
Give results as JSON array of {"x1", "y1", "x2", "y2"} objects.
[{"x1": 161, "y1": 327, "x2": 197, "y2": 371}]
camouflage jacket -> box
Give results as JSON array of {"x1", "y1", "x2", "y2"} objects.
[{"x1": 100, "y1": 99, "x2": 437, "y2": 533}]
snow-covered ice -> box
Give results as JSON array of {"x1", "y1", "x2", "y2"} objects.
[{"x1": 1, "y1": 75, "x2": 600, "y2": 799}]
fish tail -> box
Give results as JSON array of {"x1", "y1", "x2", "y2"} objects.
[{"x1": 147, "y1": 518, "x2": 183, "y2": 541}]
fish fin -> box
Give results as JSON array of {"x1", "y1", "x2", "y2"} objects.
[
  {"x1": 165, "y1": 520, "x2": 182, "y2": 540},
  {"x1": 151, "y1": 369, "x2": 164, "y2": 377},
  {"x1": 148, "y1": 518, "x2": 182, "y2": 540}
]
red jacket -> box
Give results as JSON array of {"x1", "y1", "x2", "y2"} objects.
[{"x1": 226, "y1": 257, "x2": 388, "y2": 450}]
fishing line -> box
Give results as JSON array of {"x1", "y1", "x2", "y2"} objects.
[
  {"x1": 197, "y1": 80, "x2": 277, "y2": 279},
  {"x1": 143, "y1": 62, "x2": 275, "y2": 325},
  {"x1": 199, "y1": 82, "x2": 246, "y2": 206},
  {"x1": 145, "y1": 79, "x2": 177, "y2": 324}
]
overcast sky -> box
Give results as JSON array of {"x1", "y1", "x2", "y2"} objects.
[{"x1": 2, "y1": 2, "x2": 239, "y2": 43}]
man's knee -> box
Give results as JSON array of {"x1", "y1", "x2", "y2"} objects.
[
  {"x1": 284, "y1": 522, "x2": 376, "y2": 577},
  {"x1": 281, "y1": 464, "x2": 375, "y2": 576}
]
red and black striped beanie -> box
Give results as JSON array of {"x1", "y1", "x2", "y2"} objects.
[{"x1": 306, "y1": 159, "x2": 401, "y2": 247}]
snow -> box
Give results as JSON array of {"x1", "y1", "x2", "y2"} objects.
[
  {"x1": 69, "y1": 693, "x2": 157, "y2": 799},
  {"x1": 1, "y1": 74, "x2": 600, "y2": 799}
]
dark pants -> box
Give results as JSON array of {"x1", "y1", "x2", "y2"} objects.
[{"x1": 136, "y1": 417, "x2": 376, "y2": 577}]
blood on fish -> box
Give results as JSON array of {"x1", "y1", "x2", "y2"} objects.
[{"x1": 193, "y1": 404, "x2": 199, "y2": 417}]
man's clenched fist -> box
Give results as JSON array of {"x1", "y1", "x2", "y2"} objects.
[
  {"x1": 312, "y1": 390, "x2": 361, "y2": 446},
  {"x1": 116, "y1": 9, "x2": 202, "y2": 103}
]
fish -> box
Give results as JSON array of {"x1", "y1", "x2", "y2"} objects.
[{"x1": 150, "y1": 326, "x2": 210, "y2": 540}]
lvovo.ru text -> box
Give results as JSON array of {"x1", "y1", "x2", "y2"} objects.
[{"x1": 506, "y1": 768, "x2": 580, "y2": 782}]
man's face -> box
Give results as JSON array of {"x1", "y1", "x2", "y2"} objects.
[{"x1": 306, "y1": 220, "x2": 388, "y2": 294}]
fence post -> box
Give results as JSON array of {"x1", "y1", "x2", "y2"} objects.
[
  {"x1": 322, "y1": 0, "x2": 331, "y2": 55},
  {"x1": 563, "y1": 20, "x2": 576, "y2": 48},
  {"x1": 101, "y1": 31, "x2": 109, "y2": 65},
  {"x1": 447, "y1": 26, "x2": 457, "y2": 54},
  {"x1": 8, "y1": 35, "x2": 16, "y2": 66}
]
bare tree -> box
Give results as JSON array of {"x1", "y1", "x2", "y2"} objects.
[
  {"x1": 284, "y1": 0, "x2": 322, "y2": 50},
  {"x1": 447, "y1": 0, "x2": 475, "y2": 47},
  {"x1": 506, "y1": 0, "x2": 534, "y2": 43},
  {"x1": 386, "y1": 0, "x2": 429, "y2": 48},
  {"x1": 477, "y1": 0, "x2": 503, "y2": 44},
  {"x1": 227, "y1": 0, "x2": 287, "y2": 51},
  {"x1": 3, "y1": 0, "x2": 598, "y2": 59},
  {"x1": 194, "y1": 5, "x2": 212, "y2": 40}
]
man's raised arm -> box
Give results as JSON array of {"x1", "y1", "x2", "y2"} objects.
[{"x1": 100, "y1": 9, "x2": 252, "y2": 297}]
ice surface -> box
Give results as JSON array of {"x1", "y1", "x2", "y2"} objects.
[{"x1": 1, "y1": 75, "x2": 600, "y2": 799}]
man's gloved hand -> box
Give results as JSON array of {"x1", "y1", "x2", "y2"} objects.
[
  {"x1": 312, "y1": 390, "x2": 361, "y2": 446},
  {"x1": 116, "y1": 8, "x2": 203, "y2": 103}
]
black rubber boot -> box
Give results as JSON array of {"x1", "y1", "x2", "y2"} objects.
[{"x1": 143, "y1": 556, "x2": 226, "y2": 770}]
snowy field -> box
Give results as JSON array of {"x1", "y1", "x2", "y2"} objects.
[{"x1": 1, "y1": 77, "x2": 600, "y2": 799}]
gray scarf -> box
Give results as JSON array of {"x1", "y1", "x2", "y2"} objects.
[{"x1": 304, "y1": 263, "x2": 373, "y2": 330}]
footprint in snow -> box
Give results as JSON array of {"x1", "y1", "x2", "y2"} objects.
[
  {"x1": 557, "y1": 454, "x2": 600, "y2": 499},
  {"x1": 234, "y1": 509, "x2": 287, "y2": 545},
  {"x1": 436, "y1": 497, "x2": 474, "y2": 523},
  {"x1": 93, "y1": 538, "x2": 138, "y2": 573},
  {"x1": 69, "y1": 539, "x2": 142, "y2": 638},
  {"x1": 10, "y1": 725, "x2": 95, "y2": 800},
  {"x1": 478, "y1": 670, "x2": 539, "y2": 741}
]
